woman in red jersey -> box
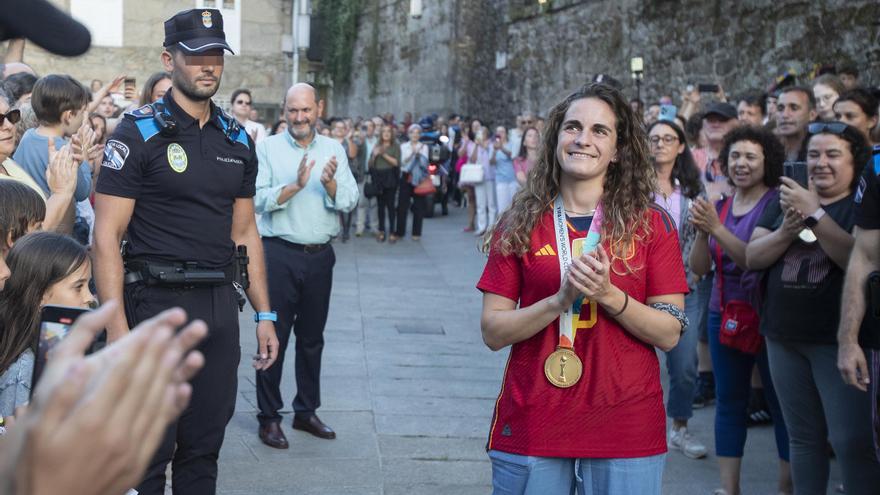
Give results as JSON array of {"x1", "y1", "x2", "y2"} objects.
[{"x1": 478, "y1": 83, "x2": 689, "y2": 494}]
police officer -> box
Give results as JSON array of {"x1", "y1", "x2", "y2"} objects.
[{"x1": 93, "y1": 9, "x2": 279, "y2": 495}]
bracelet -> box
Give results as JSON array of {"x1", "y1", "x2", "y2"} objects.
[
  {"x1": 254, "y1": 311, "x2": 277, "y2": 322},
  {"x1": 608, "y1": 291, "x2": 629, "y2": 318},
  {"x1": 649, "y1": 302, "x2": 689, "y2": 332}
]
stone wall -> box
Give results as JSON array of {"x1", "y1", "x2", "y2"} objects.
[
  {"x1": 333, "y1": 0, "x2": 880, "y2": 126},
  {"x1": 18, "y1": 0, "x2": 296, "y2": 117},
  {"x1": 328, "y1": 0, "x2": 459, "y2": 118}
]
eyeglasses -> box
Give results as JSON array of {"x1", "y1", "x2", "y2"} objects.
[
  {"x1": 808, "y1": 122, "x2": 848, "y2": 135},
  {"x1": 649, "y1": 135, "x2": 678, "y2": 145},
  {"x1": 235, "y1": 100, "x2": 251, "y2": 106},
  {"x1": 0, "y1": 109, "x2": 20, "y2": 126}
]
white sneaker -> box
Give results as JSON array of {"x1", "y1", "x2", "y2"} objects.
[{"x1": 668, "y1": 426, "x2": 708, "y2": 459}]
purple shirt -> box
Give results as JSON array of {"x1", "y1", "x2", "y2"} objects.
[{"x1": 708, "y1": 189, "x2": 778, "y2": 312}]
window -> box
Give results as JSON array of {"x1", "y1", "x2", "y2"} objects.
[
  {"x1": 196, "y1": 0, "x2": 241, "y2": 54},
  {"x1": 70, "y1": 0, "x2": 123, "y2": 47}
]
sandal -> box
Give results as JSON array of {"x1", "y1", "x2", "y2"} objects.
[
  {"x1": 389, "y1": 235, "x2": 399, "y2": 244},
  {"x1": 376, "y1": 232, "x2": 386, "y2": 243}
]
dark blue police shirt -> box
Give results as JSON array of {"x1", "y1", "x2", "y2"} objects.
[{"x1": 96, "y1": 88, "x2": 257, "y2": 268}]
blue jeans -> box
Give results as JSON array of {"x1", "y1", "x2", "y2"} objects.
[
  {"x1": 489, "y1": 450, "x2": 665, "y2": 495},
  {"x1": 707, "y1": 310, "x2": 789, "y2": 460},
  {"x1": 664, "y1": 282, "x2": 709, "y2": 420}
]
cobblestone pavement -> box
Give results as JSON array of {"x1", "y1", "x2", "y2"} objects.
[{"x1": 215, "y1": 206, "x2": 840, "y2": 495}]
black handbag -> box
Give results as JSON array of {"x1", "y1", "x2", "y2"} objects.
[{"x1": 364, "y1": 178, "x2": 380, "y2": 199}]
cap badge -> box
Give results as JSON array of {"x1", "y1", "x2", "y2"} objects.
[
  {"x1": 167, "y1": 143, "x2": 189, "y2": 173},
  {"x1": 202, "y1": 10, "x2": 213, "y2": 28}
]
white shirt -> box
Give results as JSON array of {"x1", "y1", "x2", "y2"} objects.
[{"x1": 243, "y1": 120, "x2": 267, "y2": 143}]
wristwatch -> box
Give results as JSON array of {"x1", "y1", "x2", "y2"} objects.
[
  {"x1": 254, "y1": 311, "x2": 277, "y2": 322},
  {"x1": 803, "y1": 208, "x2": 826, "y2": 228}
]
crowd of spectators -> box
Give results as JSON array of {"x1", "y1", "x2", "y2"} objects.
[{"x1": 0, "y1": 30, "x2": 879, "y2": 495}]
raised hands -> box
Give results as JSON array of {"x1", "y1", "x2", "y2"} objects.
[
  {"x1": 46, "y1": 137, "x2": 78, "y2": 197},
  {"x1": 70, "y1": 120, "x2": 101, "y2": 166},
  {"x1": 689, "y1": 197, "x2": 724, "y2": 235},
  {"x1": 8, "y1": 301, "x2": 207, "y2": 495},
  {"x1": 320, "y1": 155, "x2": 338, "y2": 185},
  {"x1": 294, "y1": 153, "x2": 316, "y2": 190}
]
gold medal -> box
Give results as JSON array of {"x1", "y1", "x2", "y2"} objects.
[
  {"x1": 544, "y1": 347, "x2": 583, "y2": 388},
  {"x1": 798, "y1": 228, "x2": 817, "y2": 243}
]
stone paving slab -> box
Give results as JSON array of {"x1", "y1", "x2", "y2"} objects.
[{"x1": 212, "y1": 206, "x2": 840, "y2": 494}]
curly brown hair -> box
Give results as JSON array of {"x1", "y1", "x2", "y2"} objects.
[{"x1": 493, "y1": 83, "x2": 656, "y2": 273}]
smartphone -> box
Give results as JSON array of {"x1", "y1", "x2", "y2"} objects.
[
  {"x1": 124, "y1": 77, "x2": 136, "y2": 95},
  {"x1": 31, "y1": 305, "x2": 91, "y2": 395},
  {"x1": 659, "y1": 104, "x2": 677, "y2": 122},
  {"x1": 783, "y1": 161, "x2": 809, "y2": 188},
  {"x1": 698, "y1": 83, "x2": 720, "y2": 93}
]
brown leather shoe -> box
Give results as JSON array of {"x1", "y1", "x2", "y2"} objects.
[
  {"x1": 258, "y1": 422, "x2": 289, "y2": 449},
  {"x1": 292, "y1": 414, "x2": 336, "y2": 439}
]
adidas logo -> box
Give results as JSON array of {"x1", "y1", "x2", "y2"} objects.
[{"x1": 534, "y1": 244, "x2": 556, "y2": 256}]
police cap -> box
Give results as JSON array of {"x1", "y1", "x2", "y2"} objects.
[{"x1": 163, "y1": 9, "x2": 234, "y2": 54}]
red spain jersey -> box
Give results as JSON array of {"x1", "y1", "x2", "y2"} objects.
[{"x1": 477, "y1": 206, "x2": 688, "y2": 458}]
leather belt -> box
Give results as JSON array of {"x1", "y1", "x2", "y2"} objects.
[
  {"x1": 264, "y1": 236, "x2": 330, "y2": 254},
  {"x1": 124, "y1": 259, "x2": 234, "y2": 286}
]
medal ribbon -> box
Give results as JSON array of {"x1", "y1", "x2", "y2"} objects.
[{"x1": 552, "y1": 196, "x2": 603, "y2": 349}]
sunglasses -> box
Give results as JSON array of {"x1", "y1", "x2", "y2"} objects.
[
  {"x1": 808, "y1": 122, "x2": 848, "y2": 135},
  {"x1": 0, "y1": 109, "x2": 20, "y2": 126}
]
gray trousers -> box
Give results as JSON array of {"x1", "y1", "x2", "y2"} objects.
[{"x1": 766, "y1": 338, "x2": 880, "y2": 495}]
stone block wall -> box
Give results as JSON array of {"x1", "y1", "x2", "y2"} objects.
[
  {"x1": 329, "y1": 0, "x2": 459, "y2": 119},
  {"x1": 333, "y1": 0, "x2": 880, "y2": 126}
]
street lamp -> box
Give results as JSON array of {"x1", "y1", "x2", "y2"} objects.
[{"x1": 630, "y1": 56, "x2": 644, "y2": 103}]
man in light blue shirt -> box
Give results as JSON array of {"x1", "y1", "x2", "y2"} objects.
[{"x1": 253, "y1": 83, "x2": 357, "y2": 449}]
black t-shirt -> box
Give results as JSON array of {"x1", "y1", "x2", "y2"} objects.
[
  {"x1": 758, "y1": 195, "x2": 861, "y2": 345},
  {"x1": 96, "y1": 89, "x2": 257, "y2": 268},
  {"x1": 854, "y1": 149, "x2": 880, "y2": 348}
]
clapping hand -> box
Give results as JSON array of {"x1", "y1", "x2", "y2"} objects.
[
  {"x1": 689, "y1": 197, "x2": 723, "y2": 235},
  {"x1": 293, "y1": 153, "x2": 316, "y2": 190},
  {"x1": 320, "y1": 156, "x2": 338, "y2": 185},
  {"x1": 10, "y1": 301, "x2": 207, "y2": 495},
  {"x1": 70, "y1": 121, "x2": 101, "y2": 166},
  {"x1": 46, "y1": 138, "x2": 79, "y2": 197}
]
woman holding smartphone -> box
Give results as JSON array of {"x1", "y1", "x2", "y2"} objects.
[
  {"x1": 746, "y1": 122, "x2": 879, "y2": 495},
  {"x1": 0, "y1": 232, "x2": 94, "y2": 417}
]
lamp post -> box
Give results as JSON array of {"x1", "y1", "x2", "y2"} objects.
[
  {"x1": 630, "y1": 56, "x2": 644, "y2": 103},
  {"x1": 292, "y1": 0, "x2": 311, "y2": 84},
  {"x1": 410, "y1": 0, "x2": 422, "y2": 19}
]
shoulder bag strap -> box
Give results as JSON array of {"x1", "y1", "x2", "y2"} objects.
[{"x1": 713, "y1": 196, "x2": 733, "y2": 306}]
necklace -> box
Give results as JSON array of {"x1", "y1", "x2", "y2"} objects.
[{"x1": 565, "y1": 208, "x2": 596, "y2": 216}]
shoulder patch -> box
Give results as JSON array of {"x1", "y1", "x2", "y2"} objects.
[
  {"x1": 101, "y1": 139, "x2": 130, "y2": 170},
  {"x1": 127, "y1": 104, "x2": 154, "y2": 119},
  {"x1": 649, "y1": 204, "x2": 675, "y2": 233},
  {"x1": 134, "y1": 117, "x2": 161, "y2": 142}
]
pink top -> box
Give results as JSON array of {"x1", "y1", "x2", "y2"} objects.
[{"x1": 513, "y1": 156, "x2": 534, "y2": 176}]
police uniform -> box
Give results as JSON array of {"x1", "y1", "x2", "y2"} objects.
[{"x1": 95, "y1": 9, "x2": 255, "y2": 495}]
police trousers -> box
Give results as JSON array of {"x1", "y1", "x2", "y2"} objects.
[{"x1": 126, "y1": 282, "x2": 240, "y2": 495}]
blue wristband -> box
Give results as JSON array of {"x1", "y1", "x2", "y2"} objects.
[{"x1": 254, "y1": 311, "x2": 277, "y2": 322}]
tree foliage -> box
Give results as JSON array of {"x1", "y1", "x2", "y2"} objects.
[{"x1": 314, "y1": 0, "x2": 363, "y2": 88}]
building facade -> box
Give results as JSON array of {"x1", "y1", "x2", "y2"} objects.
[{"x1": 21, "y1": 0, "x2": 325, "y2": 123}]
